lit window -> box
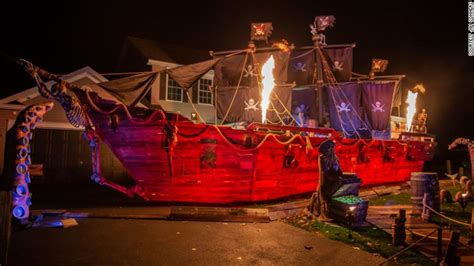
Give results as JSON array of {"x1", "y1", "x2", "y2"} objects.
[
  {"x1": 167, "y1": 76, "x2": 183, "y2": 102},
  {"x1": 198, "y1": 79, "x2": 213, "y2": 105}
]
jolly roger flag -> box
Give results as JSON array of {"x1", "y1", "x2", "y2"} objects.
[
  {"x1": 216, "y1": 86, "x2": 262, "y2": 123},
  {"x1": 213, "y1": 53, "x2": 250, "y2": 87},
  {"x1": 323, "y1": 46, "x2": 353, "y2": 82},
  {"x1": 213, "y1": 51, "x2": 290, "y2": 89},
  {"x1": 215, "y1": 85, "x2": 292, "y2": 123},
  {"x1": 287, "y1": 49, "x2": 315, "y2": 86},
  {"x1": 361, "y1": 81, "x2": 396, "y2": 131},
  {"x1": 327, "y1": 82, "x2": 362, "y2": 135}
]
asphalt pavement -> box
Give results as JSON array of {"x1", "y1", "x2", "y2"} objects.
[{"x1": 9, "y1": 218, "x2": 385, "y2": 266}]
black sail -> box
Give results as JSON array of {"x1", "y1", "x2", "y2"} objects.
[
  {"x1": 214, "y1": 50, "x2": 291, "y2": 123},
  {"x1": 361, "y1": 81, "x2": 396, "y2": 135},
  {"x1": 326, "y1": 82, "x2": 362, "y2": 136}
]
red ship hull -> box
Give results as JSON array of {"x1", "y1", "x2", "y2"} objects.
[{"x1": 78, "y1": 90, "x2": 436, "y2": 203}]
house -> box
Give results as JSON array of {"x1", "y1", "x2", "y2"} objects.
[
  {"x1": 0, "y1": 67, "x2": 129, "y2": 184},
  {"x1": 118, "y1": 36, "x2": 217, "y2": 123}
]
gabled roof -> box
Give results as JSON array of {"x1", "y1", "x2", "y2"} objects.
[
  {"x1": 125, "y1": 36, "x2": 210, "y2": 65},
  {"x1": 0, "y1": 66, "x2": 109, "y2": 105}
]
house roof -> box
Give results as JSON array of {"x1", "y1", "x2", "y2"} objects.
[
  {"x1": 0, "y1": 66, "x2": 110, "y2": 106},
  {"x1": 126, "y1": 36, "x2": 210, "y2": 65}
]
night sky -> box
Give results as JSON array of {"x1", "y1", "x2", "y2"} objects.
[{"x1": 0, "y1": 0, "x2": 472, "y2": 162}]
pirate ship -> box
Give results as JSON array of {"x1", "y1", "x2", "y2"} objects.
[{"x1": 16, "y1": 17, "x2": 436, "y2": 209}]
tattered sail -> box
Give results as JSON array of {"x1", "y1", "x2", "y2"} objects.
[
  {"x1": 213, "y1": 50, "x2": 291, "y2": 123},
  {"x1": 165, "y1": 58, "x2": 221, "y2": 89},
  {"x1": 288, "y1": 50, "x2": 315, "y2": 86},
  {"x1": 99, "y1": 72, "x2": 158, "y2": 106},
  {"x1": 323, "y1": 46, "x2": 353, "y2": 82},
  {"x1": 287, "y1": 45, "x2": 353, "y2": 87},
  {"x1": 361, "y1": 81, "x2": 396, "y2": 133},
  {"x1": 215, "y1": 85, "x2": 291, "y2": 123},
  {"x1": 327, "y1": 82, "x2": 362, "y2": 136},
  {"x1": 213, "y1": 51, "x2": 289, "y2": 87}
]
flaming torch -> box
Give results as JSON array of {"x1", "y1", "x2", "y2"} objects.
[
  {"x1": 260, "y1": 56, "x2": 276, "y2": 123},
  {"x1": 405, "y1": 84, "x2": 426, "y2": 131}
]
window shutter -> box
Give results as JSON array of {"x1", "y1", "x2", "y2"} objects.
[
  {"x1": 159, "y1": 73, "x2": 166, "y2": 100},
  {"x1": 192, "y1": 82, "x2": 198, "y2": 104}
]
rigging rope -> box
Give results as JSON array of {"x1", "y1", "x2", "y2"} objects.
[
  {"x1": 317, "y1": 47, "x2": 372, "y2": 138},
  {"x1": 289, "y1": 48, "x2": 316, "y2": 60},
  {"x1": 249, "y1": 52, "x2": 300, "y2": 126},
  {"x1": 423, "y1": 203, "x2": 471, "y2": 227},
  {"x1": 220, "y1": 52, "x2": 249, "y2": 124},
  {"x1": 185, "y1": 90, "x2": 207, "y2": 124},
  {"x1": 85, "y1": 90, "x2": 167, "y2": 125}
]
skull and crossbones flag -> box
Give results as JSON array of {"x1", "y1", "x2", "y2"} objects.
[
  {"x1": 371, "y1": 59, "x2": 389, "y2": 73},
  {"x1": 323, "y1": 46, "x2": 353, "y2": 82},
  {"x1": 213, "y1": 50, "x2": 290, "y2": 88},
  {"x1": 361, "y1": 81, "x2": 396, "y2": 132},
  {"x1": 215, "y1": 85, "x2": 291, "y2": 123},
  {"x1": 287, "y1": 49, "x2": 315, "y2": 86},
  {"x1": 315, "y1": 16, "x2": 336, "y2": 32},
  {"x1": 326, "y1": 82, "x2": 362, "y2": 135},
  {"x1": 250, "y1": 22, "x2": 273, "y2": 42}
]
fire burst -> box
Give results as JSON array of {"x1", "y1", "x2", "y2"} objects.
[
  {"x1": 260, "y1": 56, "x2": 276, "y2": 123},
  {"x1": 405, "y1": 90, "x2": 418, "y2": 131}
]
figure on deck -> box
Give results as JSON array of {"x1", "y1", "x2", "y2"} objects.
[
  {"x1": 293, "y1": 104, "x2": 308, "y2": 127},
  {"x1": 417, "y1": 108, "x2": 428, "y2": 133}
]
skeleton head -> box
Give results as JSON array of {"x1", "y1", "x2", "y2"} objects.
[
  {"x1": 375, "y1": 101, "x2": 381, "y2": 107},
  {"x1": 248, "y1": 98, "x2": 255, "y2": 106}
]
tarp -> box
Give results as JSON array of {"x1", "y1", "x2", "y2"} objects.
[
  {"x1": 327, "y1": 82, "x2": 362, "y2": 135},
  {"x1": 215, "y1": 85, "x2": 292, "y2": 123},
  {"x1": 99, "y1": 72, "x2": 158, "y2": 106},
  {"x1": 361, "y1": 81, "x2": 396, "y2": 131}
]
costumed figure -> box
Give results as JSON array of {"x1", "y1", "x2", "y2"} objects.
[
  {"x1": 417, "y1": 108, "x2": 428, "y2": 133},
  {"x1": 293, "y1": 104, "x2": 308, "y2": 127},
  {"x1": 310, "y1": 139, "x2": 343, "y2": 220}
]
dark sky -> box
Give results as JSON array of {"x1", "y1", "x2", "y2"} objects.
[{"x1": 0, "y1": 0, "x2": 472, "y2": 161}]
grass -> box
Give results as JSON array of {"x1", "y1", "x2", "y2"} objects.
[
  {"x1": 369, "y1": 192, "x2": 412, "y2": 206},
  {"x1": 286, "y1": 217, "x2": 434, "y2": 265}
]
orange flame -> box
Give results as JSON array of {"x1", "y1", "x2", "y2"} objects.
[
  {"x1": 406, "y1": 90, "x2": 418, "y2": 131},
  {"x1": 261, "y1": 56, "x2": 276, "y2": 123},
  {"x1": 272, "y1": 39, "x2": 290, "y2": 52}
]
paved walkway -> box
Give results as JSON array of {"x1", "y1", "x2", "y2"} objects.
[{"x1": 10, "y1": 219, "x2": 384, "y2": 265}]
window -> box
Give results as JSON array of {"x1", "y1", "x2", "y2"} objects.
[
  {"x1": 198, "y1": 78, "x2": 213, "y2": 105},
  {"x1": 166, "y1": 76, "x2": 183, "y2": 102}
]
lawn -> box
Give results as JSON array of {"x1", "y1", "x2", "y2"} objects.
[{"x1": 285, "y1": 213, "x2": 434, "y2": 265}]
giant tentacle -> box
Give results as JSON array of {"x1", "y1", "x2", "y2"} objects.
[{"x1": 5, "y1": 102, "x2": 54, "y2": 219}]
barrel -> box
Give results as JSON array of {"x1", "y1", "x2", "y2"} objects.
[{"x1": 410, "y1": 172, "x2": 440, "y2": 215}]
